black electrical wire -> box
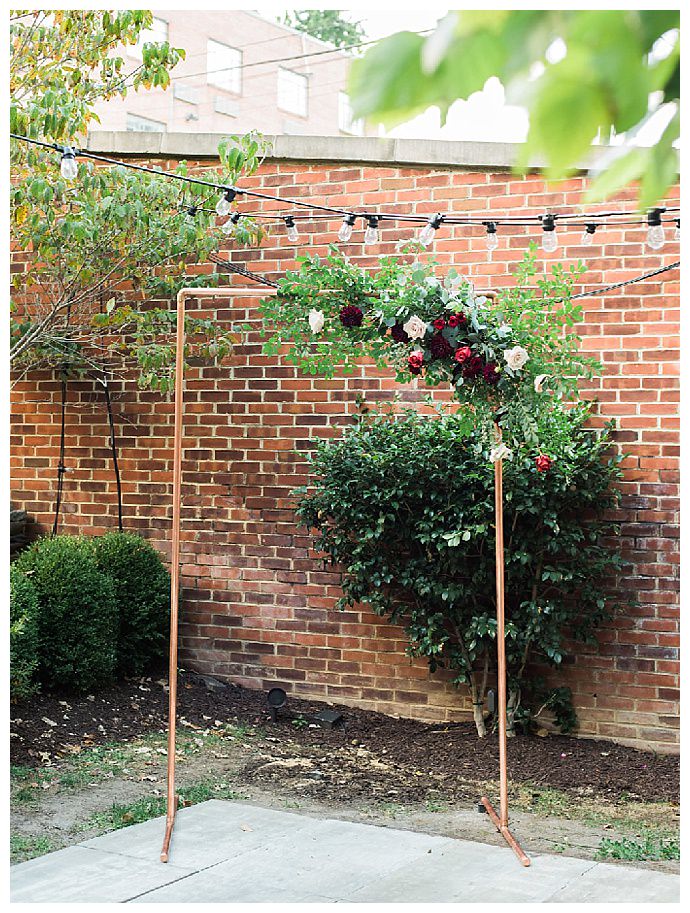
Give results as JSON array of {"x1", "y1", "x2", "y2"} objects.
[
  {"x1": 569, "y1": 261, "x2": 680, "y2": 300},
  {"x1": 52, "y1": 368, "x2": 68, "y2": 536},
  {"x1": 100, "y1": 376, "x2": 124, "y2": 531}
]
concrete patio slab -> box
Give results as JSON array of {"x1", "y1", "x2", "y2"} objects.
[{"x1": 10, "y1": 800, "x2": 680, "y2": 904}]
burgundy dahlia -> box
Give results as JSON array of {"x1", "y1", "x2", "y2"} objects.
[
  {"x1": 483, "y1": 361, "x2": 500, "y2": 385},
  {"x1": 408, "y1": 351, "x2": 424, "y2": 375},
  {"x1": 428, "y1": 333, "x2": 453, "y2": 360},
  {"x1": 391, "y1": 322, "x2": 410, "y2": 343},
  {"x1": 339, "y1": 304, "x2": 364, "y2": 327},
  {"x1": 462, "y1": 354, "x2": 484, "y2": 379}
]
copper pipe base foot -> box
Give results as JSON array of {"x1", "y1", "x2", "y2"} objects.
[
  {"x1": 160, "y1": 795, "x2": 179, "y2": 863},
  {"x1": 480, "y1": 796, "x2": 531, "y2": 867}
]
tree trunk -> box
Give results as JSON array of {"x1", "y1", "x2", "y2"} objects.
[
  {"x1": 468, "y1": 670, "x2": 487, "y2": 738},
  {"x1": 506, "y1": 688, "x2": 520, "y2": 737}
]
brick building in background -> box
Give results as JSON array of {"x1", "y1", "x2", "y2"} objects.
[
  {"x1": 10, "y1": 133, "x2": 680, "y2": 752},
  {"x1": 92, "y1": 10, "x2": 372, "y2": 137}
]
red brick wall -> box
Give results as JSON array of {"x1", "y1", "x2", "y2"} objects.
[{"x1": 10, "y1": 151, "x2": 680, "y2": 751}]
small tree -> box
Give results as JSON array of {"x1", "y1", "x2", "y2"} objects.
[
  {"x1": 282, "y1": 10, "x2": 365, "y2": 48},
  {"x1": 295, "y1": 404, "x2": 624, "y2": 736},
  {"x1": 11, "y1": 10, "x2": 268, "y2": 390}
]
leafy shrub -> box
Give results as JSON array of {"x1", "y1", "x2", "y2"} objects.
[
  {"x1": 295, "y1": 402, "x2": 625, "y2": 736},
  {"x1": 10, "y1": 566, "x2": 40, "y2": 700},
  {"x1": 13, "y1": 535, "x2": 118, "y2": 692},
  {"x1": 92, "y1": 532, "x2": 170, "y2": 674}
]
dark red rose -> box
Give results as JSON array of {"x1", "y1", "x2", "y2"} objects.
[
  {"x1": 483, "y1": 361, "x2": 500, "y2": 385},
  {"x1": 462, "y1": 354, "x2": 484, "y2": 379},
  {"x1": 536, "y1": 454, "x2": 554, "y2": 473},
  {"x1": 339, "y1": 304, "x2": 364, "y2": 327},
  {"x1": 408, "y1": 351, "x2": 424, "y2": 375},
  {"x1": 428, "y1": 334, "x2": 453, "y2": 360},
  {"x1": 433, "y1": 317, "x2": 446, "y2": 331},
  {"x1": 454, "y1": 345, "x2": 472, "y2": 363},
  {"x1": 391, "y1": 322, "x2": 409, "y2": 343},
  {"x1": 448, "y1": 313, "x2": 466, "y2": 328}
]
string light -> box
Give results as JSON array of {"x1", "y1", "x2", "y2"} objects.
[
  {"x1": 6, "y1": 134, "x2": 683, "y2": 261},
  {"x1": 60, "y1": 147, "x2": 78, "y2": 180},
  {"x1": 581, "y1": 224, "x2": 597, "y2": 246},
  {"x1": 215, "y1": 188, "x2": 237, "y2": 217},
  {"x1": 541, "y1": 214, "x2": 558, "y2": 253},
  {"x1": 418, "y1": 213, "x2": 443, "y2": 247},
  {"x1": 484, "y1": 221, "x2": 498, "y2": 253},
  {"x1": 221, "y1": 212, "x2": 241, "y2": 235},
  {"x1": 364, "y1": 215, "x2": 379, "y2": 245},
  {"x1": 646, "y1": 209, "x2": 665, "y2": 250},
  {"x1": 284, "y1": 215, "x2": 299, "y2": 243},
  {"x1": 338, "y1": 213, "x2": 357, "y2": 243}
]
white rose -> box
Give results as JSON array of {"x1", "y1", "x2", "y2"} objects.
[
  {"x1": 534, "y1": 373, "x2": 549, "y2": 393},
  {"x1": 308, "y1": 309, "x2": 325, "y2": 334},
  {"x1": 402, "y1": 315, "x2": 428, "y2": 340},
  {"x1": 503, "y1": 345, "x2": 529, "y2": 371},
  {"x1": 489, "y1": 443, "x2": 513, "y2": 463}
]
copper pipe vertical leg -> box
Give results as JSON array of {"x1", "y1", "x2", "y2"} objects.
[
  {"x1": 479, "y1": 423, "x2": 530, "y2": 867},
  {"x1": 160, "y1": 291, "x2": 187, "y2": 863}
]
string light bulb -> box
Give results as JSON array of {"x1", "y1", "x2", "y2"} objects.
[
  {"x1": 581, "y1": 224, "x2": 597, "y2": 246},
  {"x1": 646, "y1": 209, "x2": 665, "y2": 250},
  {"x1": 338, "y1": 213, "x2": 357, "y2": 243},
  {"x1": 284, "y1": 215, "x2": 299, "y2": 243},
  {"x1": 485, "y1": 221, "x2": 498, "y2": 253},
  {"x1": 364, "y1": 215, "x2": 380, "y2": 245},
  {"x1": 60, "y1": 147, "x2": 78, "y2": 180},
  {"x1": 221, "y1": 212, "x2": 241, "y2": 235},
  {"x1": 674, "y1": 219, "x2": 680, "y2": 241},
  {"x1": 418, "y1": 213, "x2": 443, "y2": 247},
  {"x1": 215, "y1": 189, "x2": 236, "y2": 217},
  {"x1": 541, "y1": 214, "x2": 558, "y2": 253}
]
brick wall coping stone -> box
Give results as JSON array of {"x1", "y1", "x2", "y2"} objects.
[{"x1": 86, "y1": 131, "x2": 612, "y2": 172}]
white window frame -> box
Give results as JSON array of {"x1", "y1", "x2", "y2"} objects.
[
  {"x1": 338, "y1": 92, "x2": 364, "y2": 135},
  {"x1": 126, "y1": 112, "x2": 166, "y2": 133},
  {"x1": 130, "y1": 16, "x2": 168, "y2": 61},
  {"x1": 206, "y1": 39, "x2": 242, "y2": 95},
  {"x1": 277, "y1": 67, "x2": 308, "y2": 118}
]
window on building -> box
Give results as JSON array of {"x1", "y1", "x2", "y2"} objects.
[
  {"x1": 278, "y1": 67, "x2": 308, "y2": 117},
  {"x1": 207, "y1": 40, "x2": 242, "y2": 94},
  {"x1": 131, "y1": 16, "x2": 168, "y2": 60},
  {"x1": 338, "y1": 92, "x2": 364, "y2": 135},
  {"x1": 126, "y1": 113, "x2": 166, "y2": 133}
]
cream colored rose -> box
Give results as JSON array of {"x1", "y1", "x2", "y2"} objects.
[
  {"x1": 503, "y1": 345, "x2": 529, "y2": 371},
  {"x1": 534, "y1": 373, "x2": 549, "y2": 393},
  {"x1": 489, "y1": 443, "x2": 513, "y2": 463},
  {"x1": 308, "y1": 309, "x2": 325, "y2": 334},
  {"x1": 402, "y1": 315, "x2": 428, "y2": 340}
]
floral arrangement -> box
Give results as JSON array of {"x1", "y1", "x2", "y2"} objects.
[{"x1": 260, "y1": 245, "x2": 599, "y2": 462}]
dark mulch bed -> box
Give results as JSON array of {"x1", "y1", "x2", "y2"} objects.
[{"x1": 10, "y1": 670, "x2": 679, "y2": 804}]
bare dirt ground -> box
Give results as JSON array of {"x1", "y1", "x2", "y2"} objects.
[{"x1": 11, "y1": 673, "x2": 680, "y2": 873}]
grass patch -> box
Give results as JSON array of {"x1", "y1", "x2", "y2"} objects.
[
  {"x1": 86, "y1": 781, "x2": 243, "y2": 832},
  {"x1": 596, "y1": 833, "x2": 680, "y2": 863},
  {"x1": 10, "y1": 834, "x2": 57, "y2": 864}
]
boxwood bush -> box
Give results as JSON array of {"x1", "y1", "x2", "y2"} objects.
[
  {"x1": 13, "y1": 535, "x2": 118, "y2": 692},
  {"x1": 11, "y1": 532, "x2": 171, "y2": 695},
  {"x1": 92, "y1": 532, "x2": 170, "y2": 674},
  {"x1": 295, "y1": 402, "x2": 625, "y2": 736},
  {"x1": 10, "y1": 566, "x2": 40, "y2": 701}
]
